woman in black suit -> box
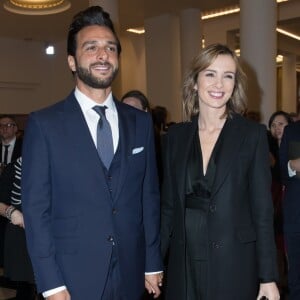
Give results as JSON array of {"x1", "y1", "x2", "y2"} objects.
[{"x1": 160, "y1": 44, "x2": 279, "y2": 300}]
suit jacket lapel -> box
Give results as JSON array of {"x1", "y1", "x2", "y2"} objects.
[
  {"x1": 211, "y1": 114, "x2": 247, "y2": 197},
  {"x1": 62, "y1": 94, "x2": 110, "y2": 193},
  {"x1": 114, "y1": 100, "x2": 136, "y2": 202},
  {"x1": 174, "y1": 118, "x2": 198, "y2": 202}
]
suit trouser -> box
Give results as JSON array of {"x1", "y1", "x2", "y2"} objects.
[
  {"x1": 285, "y1": 232, "x2": 300, "y2": 300},
  {"x1": 102, "y1": 245, "x2": 124, "y2": 300}
]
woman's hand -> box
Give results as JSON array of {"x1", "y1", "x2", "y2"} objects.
[
  {"x1": 46, "y1": 289, "x2": 71, "y2": 300},
  {"x1": 10, "y1": 209, "x2": 25, "y2": 228},
  {"x1": 257, "y1": 282, "x2": 280, "y2": 300},
  {"x1": 145, "y1": 273, "x2": 163, "y2": 299}
]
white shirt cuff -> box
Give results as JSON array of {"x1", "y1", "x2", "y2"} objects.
[
  {"x1": 145, "y1": 271, "x2": 163, "y2": 275},
  {"x1": 42, "y1": 286, "x2": 66, "y2": 297},
  {"x1": 288, "y1": 160, "x2": 297, "y2": 177}
]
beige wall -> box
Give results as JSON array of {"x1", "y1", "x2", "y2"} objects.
[
  {"x1": 0, "y1": 37, "x2": 73, "y2": 114},
  {"x1": 0, "y1": 3, "x2": 299, "y2": 122},
  {"x1": 119, "y1": 32, "x2": 147, "y2": 99},
  {"x1": 144, "y1": 14, "x2": 182, "y2": 122}
]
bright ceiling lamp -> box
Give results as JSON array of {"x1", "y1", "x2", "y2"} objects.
[{"x1": 4, "y1": 0, "x2": 71, "y2": 15}]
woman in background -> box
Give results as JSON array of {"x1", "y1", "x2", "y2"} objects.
[
  {"x1": 160, "y1": 43, "x2": 279, "y2": 300},
  {"x1": 268, "y1": 110, "x2": 293, "y2": 296},
  {"x1": 121, "y1": 90, "x2": 150, "y2": 112},
  {"x1": 0, "y1": 158, "x2": 38, "y2": 300}
]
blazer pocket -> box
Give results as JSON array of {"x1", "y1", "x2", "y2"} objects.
[{"x1": 237, "y1": 227, "x2": 256, "y2": 243}]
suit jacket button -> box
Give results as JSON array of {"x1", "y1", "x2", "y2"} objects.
[
  {"x1": 107, "y1": 235, "x2": 114, "y2": 242},
  {"x1": 209, "y1": 204, "x2": 216, "y2": 212},
  {"x1": 212, "y1": 241, "x2": 221, "y2": 249},
  {"x1": 112, "y1": 208, "x2": 117, "y2": 214}
]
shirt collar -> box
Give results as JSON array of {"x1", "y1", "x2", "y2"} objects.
[
  {"x1": 74, "y1": 87, "x2": 117, "y2": 113},
  {"x1": 2, "y1": 136, "x2": 16, "y2": 147}
]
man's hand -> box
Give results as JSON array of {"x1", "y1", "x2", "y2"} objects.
[
  {"x1": 46, "y1": 289, "x2": 71, "y2": 300},
  {"x1": 257, "y1": 282, "x2": 280, "y2": 300},
  {"x1": 145, "y1": 273, "x2": 163, "y2": 299},
  {"x1": 290, "y1": 158, "x2": 300, "y2": 172},
  {"x1": 10, "y1": 210, "x2": 24, "y2": 228}
]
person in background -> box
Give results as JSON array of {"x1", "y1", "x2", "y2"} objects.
[
  {"x1": 0, "y1": 115, "x2": 23, "y2": 269},
  {"x1": 289, "y1": 110, "x2": 300, "y2": 122},
  {"x1": 279, "y1": 118, "x2": 300, "y2": 300},
  {"x1": 0, "y1": 115, "x2": 22, "y2": 173},
  {"x1": 245, "y1": 110, "x2": 261, "y2": 123},
  {"x1": 121, "y1": 90, "x2": 150, "y2": 112},
  {"x1": 268, "y1": 110, "x2": 293, "y2": 297},
  {"x1": 0, "y1": 158, "x2": 39, "y2": 300},
  {"x1": 152, "y1": 106, "x2": 167, "y2": 134},
  {"x1": 22, "y1": 6, "x2": 162, "y2": 300},
  {"x1": 160, "y1": 43, "x2": 279, "y2": 300}
]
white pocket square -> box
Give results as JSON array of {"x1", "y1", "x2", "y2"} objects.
[{"x1": 132, "y1": 147, "x2": 144, "y2": 154}]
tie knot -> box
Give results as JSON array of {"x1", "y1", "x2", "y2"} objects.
[
  {"x1": 93, "y1": 105, "x2": 107, "y2": 117},
  {"x1": 4, "y1": 145, "x2": 10, "y2": 149}
]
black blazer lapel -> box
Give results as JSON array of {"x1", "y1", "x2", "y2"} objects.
[
  {"x1": 172, "y1": 118, "x2": 198, "y2": 201},
  {"x1": 211, "y1": 115, "x2": 248, "y2": 197},
  {"x1": 11, "y1": 138, "x2": 22, "y2": 161}
]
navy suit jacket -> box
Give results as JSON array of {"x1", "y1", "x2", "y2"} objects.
[
  {"x1": 279, "y1": 120, "x2": 300, "y2": 233},
  {"x1": 22, "y1": 91, "x2": 162, "y2": 299}
]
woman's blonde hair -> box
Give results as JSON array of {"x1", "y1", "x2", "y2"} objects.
[{"x1": 182, "y1": 43, "x2": 247, "y2": 121}]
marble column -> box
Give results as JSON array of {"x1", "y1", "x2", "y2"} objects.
[
  {"x1": 144, "y1": 14, "x2": 182, "y2": 122},
  {"x1": 240, "y1": 0, "x2": 277, "y2": 124},
  {"x1": 179, "y1": 9, "x2": 202, "y2": 77},
  {"x1": 281, "y1": 54, "x2": 297, "y2": 113}
]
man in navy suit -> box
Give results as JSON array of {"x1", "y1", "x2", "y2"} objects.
[
  {"x1": 280, "y1": 120, "x2": 300, "y2": 300},
  {"x1": 22, "y1": 6, "x2": 162, "y2": 300}
]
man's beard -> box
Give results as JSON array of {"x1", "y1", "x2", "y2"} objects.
[{"x1": 75, "y1": 61, "x2": 118, "y2": 89}]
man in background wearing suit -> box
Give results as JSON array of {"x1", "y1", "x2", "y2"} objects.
[
  {"x1": 0, "y1": 115, "x2": 22, "y2": 170},
  {"x1": 22, "y1": 6, "x2": 162, "y2": 300},
  {"x1": 0, "y1": 114, "x2": 22, "y2": 268},
  {"x1": 280, "y1": 120, "x2": 300, "y2": 300}
]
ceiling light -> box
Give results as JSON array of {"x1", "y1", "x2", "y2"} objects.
[
  {"x1": 201, "y1": 7, "x2": 240, "y2": 20},
  {"x1": 45, "y1": 44, "x2": 55, "y2": 55},
  {"x1": 127, "y1": 0, "x2": 290, "y2": 35},
  {"x1": 201, "y1": 0, "x2": 287, "y2": 20},
  {"x1": 276, "y1": 28, "x2": 300, "y2": 41},
  {"x1": 235, "y1": 49, "x2": 283, "y2": 63},
  {"x1": 126, "y1": 28, "x2": 145, "y2": 35},
  {"x1": 276, "y1": 55, "x2": 283, "y2": 63},
  {"x1": 4, "y1": 0, "x2": 71, "y2": 15}
]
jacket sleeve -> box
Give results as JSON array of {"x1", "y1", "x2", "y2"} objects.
[
  {"x1": 249, "y1": 125, "x2": 278, "y2": 282},
  {"x1": 22, "y1": 113, "x2": 65, "y2": 293},
  {"x1": 160, "y1": 131, "x2": 174, "y2": 261},
  {"x1": 142, "y1": 114, "x2": 163, "y2": 272}
]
